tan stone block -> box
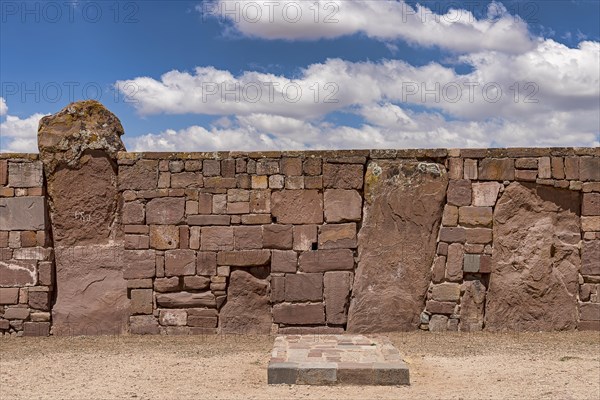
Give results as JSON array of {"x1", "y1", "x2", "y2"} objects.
[
  {"x1": 250, "y1": 190, "x2": 271, "y2": 213},
  {"x1": 252, "y1": 175, "x2": 268, "y2": 189},
  {"x1": 130, "y1": 289, "x2": 153, "y2": 314},
  {"x1": 318, "y1": 223, "x2": 357, "y2": 249},
  {"x1": 233, "y1": 226, "x2": 263, "y2": 250},
  {"x1": 582, "y1": 216, "x2": 600, "y2": 232},
  {"x1": 324, "y1": 189, "x2": 362, "y2": 223},
  {"x1": 442, "y1": 205, "x2": 458, "y2": 227},
  {"x1": 285, "y1": 273, "x2": 323, "y2": 302},
  {"x1": 269, "y1": 175, "x2": 284, "y2": 189},
  {"x1": 459, "y1": 206, "x2": 493, "y2": 227},
  {"x1": 149, "y1": 225, "x2": 179, "y2": 250},
  {"x1": 201, "y1": 227, "x2": 233, "y2": 251}
]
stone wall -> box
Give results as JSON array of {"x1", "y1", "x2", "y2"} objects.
[
  {"x1": 1, "y1": 104, "x2": 598, "y2": 336},
  {"x1": 0, "y1": 155, "x2": 54, "y2": 336}
]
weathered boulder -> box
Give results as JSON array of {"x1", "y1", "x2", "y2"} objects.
[
  {"x1": 347, "y1": 161, "x2": 448, "y2": 332},
  {"x1": 485, "y1": 182, "x2": 580, "y2": 331},
  {"x1": 37, "y1": 100, "x2": 125, "y2": 173},
  {"x1": 52, "y1": 245, "x2": 129, "y2": 336},
  {"x1": 219, "y1": 270, "x2": 271, "y2": 334},
  {"x1": 459, "y1": 280, "x2": 486, "y2": 332}
]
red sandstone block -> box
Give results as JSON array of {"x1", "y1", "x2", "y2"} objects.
[
  {"x1": 216, "y1": 250, "x2": 271, "y2": 266},
  {"x1": 447, "y1": 180, "x2": 472, "y2": 206},
  {"x1": 580, "y1": 157, "x2": 600, "y2": 182},
  {"x1": 197, "y1": 252, "x2": 217, "y2": 276},
  {"x1": 23, "y1": 321, "x2": 50, "y2": 337},
  {"x1": 303, "y1": 158, "x2": 322, "y2": 176},
  {"x1": 564, "y1": 157, "x2": 579, "y2": 180},
  {"x1": 478, "y1": 158, "x2": 515, "y2": 181},
  {"x1": 272, "y1": 302, "x2": 325, "y2": 325},
  {"x1": 165, "y1": 249, "x2": 196, "y2": 276},
  {"x1": 579, "y1": 302, "x2": 600, "y2": 321},
  {"x1": 582, "y1": 193, "x2": 600, "y2": 216},
  {"x1": 28, "y1": 290, "x2": 50, "y2": 311},
  {"x1": 284, "y1": 273, "x2": 323, "y2": 302},
  {"x1": 123, "y1": 250, "x2": 156, "y2": 279},
  {"x1": 323, "y1": 163, "x2": 363, "y2": 189},
  {"x1": 298, "y1": 249, "x2": 354, "y2": 273},
  {"x1": 221, "y1": 159, "x2": 236, "y2": 178},
  {"x1": 458, "y1": 206, "x2": 493, "y2": 227},
  {"x1": 233, "y1": 226, "x2": 263, "y2": 250},
  {"x1": 426, "y1": 300, "x2": 455, "y2": 314},
  {"x1": 263, "y1": 225, "x2": 293, "y2": 250},
  {"x1": 201, "y1": 227, "x2": 234, "y2": 251},
  {"x1": 551, "y1": 157, "x2": 565, "y2": 179},
  {"x1": 281, "y1": 157, "x2": 303, "y2": 176},
  {"x1": 0, "y1": 160, "x2": 7, "y2": 185},
  {"x1": 271, "y1": 250, "x2": 298, "y2": 273}
]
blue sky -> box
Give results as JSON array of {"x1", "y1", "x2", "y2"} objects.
[{"x1": 1, "y1": 0, "x2": 599, "y2": 152}]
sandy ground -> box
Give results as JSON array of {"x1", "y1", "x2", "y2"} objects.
[{"x1": 1, "y1": 331, "x2": 599, "y2": 400}]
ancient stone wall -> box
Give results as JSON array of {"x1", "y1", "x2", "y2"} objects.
[
  {"x1": 0, "y1": 155, "x2": 54, "y2": 336},
  {"x1": 1, "y1": 105, "x2": 598, "y2": 336}
]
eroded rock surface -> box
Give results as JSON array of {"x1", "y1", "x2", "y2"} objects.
[
  {"x1": 219, "y1": 270, "x2": 271, "y2": 334},
  {"x1": 347, "y1": 161, "x2": 448, "y2": 332},
  {"x1": 485, "y1": 182, "x2": 581, "y2": 331}
]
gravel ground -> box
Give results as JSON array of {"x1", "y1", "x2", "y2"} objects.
[{"x1": 1, "y1": 331, "x2": 599, "y2": 400}]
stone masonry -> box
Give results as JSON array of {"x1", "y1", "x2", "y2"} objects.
[{"x1": 1, "y1": 102, "x2": 599, "y2": 336}]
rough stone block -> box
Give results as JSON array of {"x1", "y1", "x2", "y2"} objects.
[
  {"x1": 201, "y1": 227, "x2": 233, "y2": 251},
  {"x1": 431, "y1": 283, "x2": 460, "y2": 302},
  {"x1": 249, "y1": 190, "x2": 271, "y2": 213},
  {"x1": 0, "y1": 260, "x2": 36, "y2": 287},
  {"x1": 293, "y1": 225, "x2": 318, "y2": 251},
  {"x1": 281, "y1": 157, "x2": 303, "y2": 176},
  {"x1": 447, "y1": 180, "x2": 472, "y2": 206},
  {"x1": 3, "y1": 307, "x2": 30, "y2": 320},
  {"x1": 28, "y1": 290, "x2": 50, "y2": 311},
  {"x1": 130, "y1": 315, "x2": 160, "y2": 335},
  {"x1": 582, "y1": 216, "x2": 600, "y2": 232},
  {"x1": 564, "y1": 157, "x2": 579, "y2": 180},
  {"x1": 323, "y1": 163, "x2": 363, "y2": 189},
  {"x1": 197, "y1": 252, "x2": 217, "y2": 276},
  {"x1": 439, "y1": 227, "x2": 466, "y2": 243},
  {"x1": 472, "y1": 182, "x2": 502, "y2": 207},
  {"x1": 579, "y1": 302, "x2": 600, "y2": 321},
  {"x1": 463, "y1": 253, "x2": 481, "y2": 273},
  {"x1": 251, "y1": 176, "x2": 268, "y2": 189},
  {"x1": 442, "y1": 205, "x2": 458, "y2": 227},
  {"x1": 426, "y1": 300, "x2": 455, "y2": 314},
  {"x1": 188, "y1": 215, "x2": 230, "y2": 226},
  {"x1": 463, "y1": 159, "x2": 477, "y2": 180},
  {"x1": 299, "y1": 249, "x2": 354, "y2": 273},
  {"x1": 233, "y1": 226, "x2": 263, "y2": 249},
  {"x1": 0, "y1": 160, "x2": 7, "y2": 185},
  {"x1": 149, "y1": 225, "x2": 179, "y2": 250},
  {"x1": 272, "y1": 303, "x2": 325, "y2": 324},
  {"x1": 551, "y1": 157, "x2": 565, "y2": 179},
  {"x1": 448, "y1": 158, "x2": 463, "y2": 180},
  {"x1": 285, "y1": 273, "x2": 323, "y2": 302},
  {"x1": 459, "y1": 206, "x2": 493, "y2": 227},
  {"x1": 22, "y1": 321, "x2": 50, "y2": 337},
  {"x1": 154, "y1": 277, "x2": 180, "y2": 292},
  {"x1": 324, "y1": 189, "x2": 362, "y2": 222},
  {"x1": 582, "y1": 193, "x2": 600, "y2": 216},
  {"x1": 478, "y1": 158, "x2": 514, "y2": 181},
  {"x1": 271, "y1": 250, "x2": 298, "y2": 273},
  {"x1": 123, "y1": 250, "x2": 156, "y2": 279},
  {"x1": 515, "y1": 158, "x2": 538, "y2": 169},
  {"x1": 217, "y1": 250, "x2": 271, "y2": 266},
  {"x1": 581, "y1": 240, "x2": 600, "y2": 275},
  {"x1": 445, "y1": 243, "x2": 463, "y2": 281},
  {"x1": 37, "y1": 261, "x2": 53, "y2": 286},
  {"x1": 428, "y1": 314, "x2": 448, "y2": 331},
  {"x1": 580, "y1": 157, "x2": 600, "y2": 181},
  {"x1": 324, "y1": 271, "x2": 353, "y2": 324},
  {"x1": 318, "y1": 223, "x2": 357, "y2": 249},
  {"x1": 146, "y1": 197, "x2": 185, "y2": 225},
  {"x1": 130, "y1": 289, "x2": 153, "y2": 314},
  {"x1": 257, "y1": 160, "x2": 280, "y2": 175},
  {"x1": 465, "y1": 228, "x2": 493, "y2": 244},
  {"x1": 156, "y1": 292, "x2": 216, "y2": 308},
  {"x1": 119, "y1": 160, "x2": 158, "y2": 190},
  {"x1": 272, "y1": 190, "x2": 323, "y2": 224},
  {"x1": 159, "y1": 309, "x2": 187, "y2": 326},
  {"x1": 303, "y1": 158, "x2": 322, "y2": 175},
  {"x1": 0, "y1": 196, "x2": 46, "y2": 231},
  {"x1": 122, "y1": 201, "x2": 145, "y2": 225},
  {"x1": 263, "y1": 225, "x2": 293, "y2": 249},
  {"x1": 8, "y1": 161, "x2": 43, "y2": 188},
  {"x1": 165, "y1": 249, "x2": 196, "y2": 276},
  {"x1": 124, "y1": 234, "x2": 150, "y2": 250},
  {"x1": 538, "y1": 157, "x2": 552, "y2": 179}
]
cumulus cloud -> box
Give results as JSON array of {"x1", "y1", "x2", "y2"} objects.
[
  {"x1": 0, "y1": 112, "x2": 48, "y2": 153},
  {"x1": 0, "y1": 97, "x2": 7, "y2": 116},
  {"x1": 199, "y1": 0, "x2": 535, "y2": 53}
]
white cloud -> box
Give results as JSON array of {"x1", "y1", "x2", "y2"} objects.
[
  {"x1": 199, "y1": 0, "x2": 535, "y2": 53},
  {"x1": 0, "y1": 97, "x2": 7, "y2": 116},
  {"x1": 0, "y1": 113, "x2": 48, "y2": 153}
]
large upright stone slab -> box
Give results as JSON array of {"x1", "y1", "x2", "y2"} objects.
[
  {"x1": 485, "y1": 182, "x2": 580, "y2": 331},
  {"x1": 347, "y1": 161, "x2": 447, "y2": 332},
  {"x1": 52, "y1": 245, "x2": 129, "y2": 335},
  {"x1": 38, "y1": 101, "x2": 129, "y2": 335},
  {"x1": 219, "y1": 270, "x2": 271, "y2": 334}
]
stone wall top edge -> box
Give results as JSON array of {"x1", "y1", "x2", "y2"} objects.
[
  {"x1": 116, "y1": 147, "x2": 598, "y2": 160},
  {"x1": 0, "y1": 153, "x2": 39, "y2": 161}
]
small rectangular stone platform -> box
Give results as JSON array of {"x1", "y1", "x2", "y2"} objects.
[{"x1": 268, "y1": 335, "x2": 410, "y2": 385}]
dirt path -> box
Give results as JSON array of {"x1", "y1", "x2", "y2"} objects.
[{"x1": 1, "y1": 332, "x2": 599, "y2": 399}]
